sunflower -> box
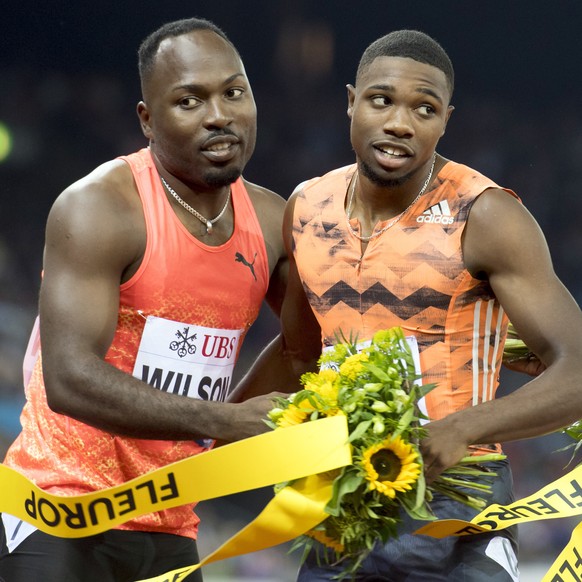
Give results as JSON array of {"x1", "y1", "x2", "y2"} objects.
[
  {"x1": 361, "y1": 436, "x2": 421, "y2": 499},
  {"x1": 276, "y1": 396, "x2": 316, "y2": 428}
]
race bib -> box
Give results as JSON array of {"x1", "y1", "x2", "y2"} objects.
[{"x1": 132, "y1": 316, "x2": 242, "y2": 402}]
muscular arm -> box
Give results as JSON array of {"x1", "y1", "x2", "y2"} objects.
[
  {"x1": 228, "y1": 191, "x2": 322, "y2": 402},
  {"x1": 41, "y1": 162, "x2": 275, "y2": 442},
  {"x1": 422, "y1": 189, "x2": 582, "y2": 479}
]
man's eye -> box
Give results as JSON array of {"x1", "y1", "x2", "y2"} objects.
[
  {"x1": 418, "y1": 105, "x2": 435, "y2": 116},
  {"x1": 180, "y1": 97, "x2": 200, "y2": 108},
  {"x1": 371, "y1": 95, "x2": 389, "y2": 106},
  {"x1": 226, "y1": 88, "x2": 244, "y2": 99}
]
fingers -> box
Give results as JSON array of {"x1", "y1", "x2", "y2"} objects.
[{"x1": 503, "y1": 354, "x2": 546, "y2": 376}]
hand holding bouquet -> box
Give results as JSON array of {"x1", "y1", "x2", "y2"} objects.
[{"x1": 267, "y1": 327, "x2": 504, "y2": 578}]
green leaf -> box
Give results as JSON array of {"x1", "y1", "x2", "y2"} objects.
[
  {"x1": 348, "y1": 419, "x2": 373, "y2": 442},
  {"x1": 430, "y1": 482, "x2": 489, "y2": 510},
  {"x1": 436, "y1": 475, "x2": 493, "y2": 492},
  {"x1": 399, "y1": 492, "x2": 436, "y2": 521},
  {"x1": 325, "y1": 470, "x2": 363, "y2": 516},
  {"x1": 364, "y1": 363, "x2": 391, "y2": 382},
  {"x1": 456, "y1": 454, "x2": 506, "y2": 465},
  {"x1": 414, "y1": 470, "x2": 427, "y2": 511},
  {"x1": 393, "y1": 407, "x2": 414, "y2": 438},
  {"x1": 416, "y1": 382, "x2": 437, "y2": 399}
]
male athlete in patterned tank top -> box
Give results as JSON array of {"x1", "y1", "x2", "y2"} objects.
[
  {"x1": 234, "y1": 30, "x2": 582, "y2": 581},
  {"x1": 0, "y1": 18, "x2": 287, "y2": 582}
]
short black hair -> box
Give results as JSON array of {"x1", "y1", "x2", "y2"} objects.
[
  {"x1": 138, "y1": 17, "x2": 236, "y2": 84},
  {"x1": 356, "y1": 30, "x2": 454, "y2": 97}
]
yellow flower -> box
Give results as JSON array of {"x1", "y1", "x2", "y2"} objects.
[
  {"x1": 277, "y1": 406, "x2": 308, "y2": 427},
  {"x1": 361, "y1": 436, "x2": 421, "y2": 499},
  {"x1": 317, "y1": 367, "x2": 340, "y2": 385},
  {"x1": 339, "y1": 352, "x2": 369, "y2": 382},
  {"x1": 305, "y1": 528, "x2": 345, "y2": 552},
  {"x1": 305, "y1": 369, "x2": 339, "y2": 403},
  {"x1": 276, "y1": 397, "x2": 315, "y2": 428}
]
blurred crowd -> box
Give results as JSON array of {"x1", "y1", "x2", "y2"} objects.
[{"x1": 2, "y1": 13, "x2": 582, "y2": 577}]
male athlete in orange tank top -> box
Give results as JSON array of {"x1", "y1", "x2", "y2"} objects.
[
  {"x1": 0, "y1": 18, "x2": 287, "y2": 582},
  {"x1": 235, "y1": 30, "x2": 582, "y2": 582}
]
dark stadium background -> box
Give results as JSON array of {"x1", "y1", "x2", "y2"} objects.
[{"x1": 2, "y1": 2, "x2": 581, "y2": 579}]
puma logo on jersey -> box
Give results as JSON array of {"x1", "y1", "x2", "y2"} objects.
[
  {"x1": 235, "y1": 251, "x2": 257, "y2": 281},
  {"x1": 416, "y1": 200, "x2": 455, "y2": 224}
]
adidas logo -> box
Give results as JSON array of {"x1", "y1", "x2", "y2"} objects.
[{"x1": 416, "y1": 200, "x2": 455, "y2": 225}]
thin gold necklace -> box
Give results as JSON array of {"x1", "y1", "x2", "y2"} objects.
[
  {"x1": 161, "y1": 176, "x2": 231, "y2": 235},
  {"x1": 346, "y1": 153, "x2": 436, "y2": 242}
]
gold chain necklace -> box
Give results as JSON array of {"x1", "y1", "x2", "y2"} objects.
[
  {"x1": 345, "y1": 153, "x2": 436, "y2": 242},
  {"x1": 161, "y1": 176, "x2": 231, "y2": 235}
]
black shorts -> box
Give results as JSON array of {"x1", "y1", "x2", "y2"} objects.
[{"x1": 0, "y1": 521, "x2": 203, "y2": 582}]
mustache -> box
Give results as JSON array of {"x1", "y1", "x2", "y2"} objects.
[{"x1": 206, "y1": 128, "x2": 238, "y2": 139}]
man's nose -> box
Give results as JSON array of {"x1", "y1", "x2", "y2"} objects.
[
  {"x1": 383, "y1": 107, "x2": 414, "y2": 138},
  {"x1": 203, "y1": 98, "x2": 233, "y2": 129}
]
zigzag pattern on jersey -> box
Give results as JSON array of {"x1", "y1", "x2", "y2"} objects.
[
  {"x1": 295, "y1": 201, "x2": 483, "y2": 321},
  {"x1": 303, "y1": 281, "x2": 452, "y2": 320}
]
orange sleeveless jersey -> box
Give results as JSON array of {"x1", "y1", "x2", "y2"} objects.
[
  {"x1": 293, "y1": 161, "x2": 518, "y2": 428},
  {"x1": 4, "y1": 148, "x2": 269, "y2": 538}
]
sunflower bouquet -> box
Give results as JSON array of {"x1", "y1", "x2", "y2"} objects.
[{"x1": 266, "y1": 327, "x2": 504, "y2": 578}]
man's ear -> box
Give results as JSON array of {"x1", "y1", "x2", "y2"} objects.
[
  {"x1": 136, "y1": 101, "x2": 154, "y2": 140},
  {"x1": 441, "y1": 105, "x2": 455, "y2": 136},
  {"x1": 346, "y1": 84, "x2": 356, "y2": 119}
]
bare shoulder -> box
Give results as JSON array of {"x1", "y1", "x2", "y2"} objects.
[
  {"x1": 47, "y1": 159, "x2": 146, "y2": 272},
  {"x1": 464, "y1": 187, "x2": 548, "y2": 278},
  {"x1": 467, "y1": 187, "x2": 539, "y2": 238},
  {"x1": 243, "y1": 179, "x2": 286, "y2": 219},
  {"x1": 469, "y1": 187, "x2": 521, "y2": 216},
  {"x1": 240, "y1": 180, "x2": 288, "y2": 294},
  {"x1": 242, "y1": 178, "x2": 286, "y2": 248},
  {"x1": 54, "y1": 159, "x2": 140, "y2": 216}
]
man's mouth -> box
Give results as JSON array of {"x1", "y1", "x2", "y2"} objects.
[
  {"x1": 375, "y1": 145, "x2": 409, "y2": 157},
  {"x1": 204, "y1": 142, "x2": 233, "y2": 152},
  {"x1": 201, "y1": 139, "x2": 239, "y2": 163}
]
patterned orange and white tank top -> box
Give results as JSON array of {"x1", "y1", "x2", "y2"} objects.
[{"x1": 292, "y1": 161, "x2": 518, "y2": 425}]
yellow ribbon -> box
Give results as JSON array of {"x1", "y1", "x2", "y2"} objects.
[
  {"x1": 0, "y1": 415, "x2": 350, "y2": 538},
  {"x1": 146, "y1": 460, "x2": 582, "y2": 582},
  {"x1": 541, "y1": 520, "x2": 582, "y2": 581},
  {"x1": 8, "y1": 414, "x2": 582, "y2": 581},
  {"x1": 415, "y1": 464, "x2": 582, "y2": 582},
  {"x1": 138, "y1": 473, "x2": 335, "y2": 582},
  {"x1": 415, "y1": 463, "x2": 582, "y2": 539}
]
